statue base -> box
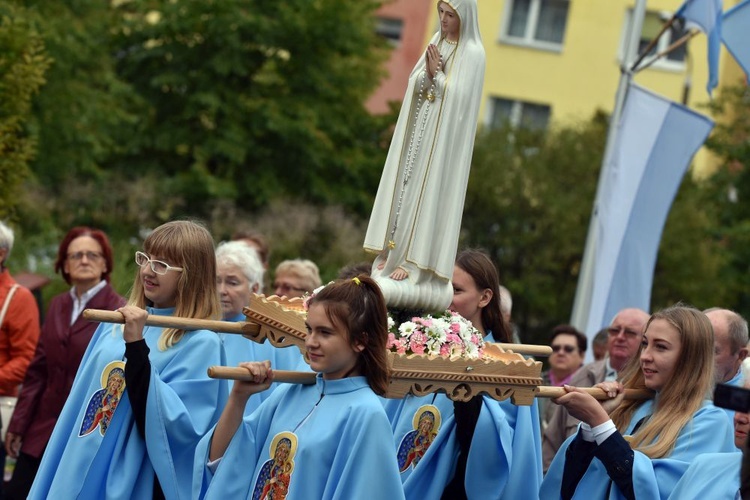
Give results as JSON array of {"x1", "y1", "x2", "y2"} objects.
[{"x1": 372, "y1": 274, "x2": 453, "y2": 312}]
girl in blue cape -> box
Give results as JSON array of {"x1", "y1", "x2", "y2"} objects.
[
  {"x1": 383, "y1": 249, "x2": 543, "y2": 499},
  {"x1": 29, "y1": 220, "x2": 228, "y2": 499},
  {"x1": 541, "y1": 305, "x2": 736, "y2": 499},
  {"x1": 194, "y1": 276, "x2": 404, "y2": 500}
]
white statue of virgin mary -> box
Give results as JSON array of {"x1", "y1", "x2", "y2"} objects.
[{"x1": 364, "y1": 0, "x2": 486, "y2": 311}]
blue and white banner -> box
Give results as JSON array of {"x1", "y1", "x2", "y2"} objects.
[
  {"x1": 722, "y1": 0, "x2": 750, "y2": 80},
  {"x1": 583, "y1": 83, "x2": 714, "y2": 337}
]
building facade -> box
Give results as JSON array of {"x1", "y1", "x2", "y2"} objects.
[
  {"x1": 369, "y1": 1, "x2": 745, "y2": 171},
  {"x1": 367, "y1": 0, "x2": 434, "y2": 114}
]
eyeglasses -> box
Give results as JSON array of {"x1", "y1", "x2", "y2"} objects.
[
  {"x1": 135, "y1": 251, "x2": 183, "y2": 275},
  {"x1": 607, "y1": 326, "x2": 640, "y2": 338},
  {"x1": 68, "y1": 251, "x2": 103, "y2": 262},
  {"x1": 273, "y1": 283, "x2": 308, "y2": 294},
  {"x1": 551, "y1": 344, "x2": 576, "y2": 354}
]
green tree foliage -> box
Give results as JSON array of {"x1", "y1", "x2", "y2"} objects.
[
  {"x1": 463, "y1": 114, "x2": 728, "y2": 343},
  {"x1": 703, "y1": 85, "x2": 750, "y2": 316},
  {"x1": 462, "y1": 118, "x2": 607, "y2": 343},
  {"x1": 10, "y1": 0, "x2": 394, "y2": 253},
  {"x1": 18, "y1": 0, "x2": 144, "y2": 189},
  {"x1": 651, "y1": 174, "x2": 733, "y2": 312},
  {"x1": 111, "y1": 0, "x2": 390, "y2": 216},
  {"x1": 0, "y1": 2, "x2": 51, "y2": 219}
]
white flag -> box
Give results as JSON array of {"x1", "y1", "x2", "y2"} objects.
[{"x1": 583, "y1": 84, "x2": 714, "y2": 337}]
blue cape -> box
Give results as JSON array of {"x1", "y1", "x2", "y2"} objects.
[
  {"x1": 383, "y1": 392, "x2": 542, "y2": 499},
  {"x1": 667, "y1": 451, "x2": 741, "y2": 499},
  {"x1": 30, "y1": 307, "x2": 228, "y2": 499},
  {"x1": 194, "y1": 375, "x2": 405, "y2": 500},
  {"x1": 541, "y1": 400, "x2": 736, "y2": 499}
]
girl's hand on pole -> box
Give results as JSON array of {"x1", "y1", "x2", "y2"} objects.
[
  {"x1": 230, "y1": 360, "x2": 274, "y2": 402},
  {"x1": 554, "y1": 385, "x2": 612, "y2": 427},
  {"x1": 118, "y1": 306, "x2": 148, "y2": 343}
]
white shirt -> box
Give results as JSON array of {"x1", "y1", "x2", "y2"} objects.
[{"x1": 69, "y1": 280, "x2": 107, "y2": 325}]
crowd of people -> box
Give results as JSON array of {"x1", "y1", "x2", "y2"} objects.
[
  {"x1": 2, "y1": 0, "x2": 748, "y2": 498},
  {"x1": 2, "y1": 214, "x2": 748, "y2": 499}
]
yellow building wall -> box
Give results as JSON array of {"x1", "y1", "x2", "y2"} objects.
[{"x1": 425, "y1": 0, "x2": 744, "y2": 174}]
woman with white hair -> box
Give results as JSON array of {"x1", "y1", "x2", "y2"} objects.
[{"x1": 216, "y1": 241, "x2": 307, "y2": 412}]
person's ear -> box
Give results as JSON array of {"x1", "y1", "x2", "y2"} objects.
[
  {"x1": 353, "y1": 333, "x2": 367, "y2": 353},
  {"x1": 478, "y1": 288, "x2": 493, "y2": 309},
  {"x1": 739, "y1": 347, "x2": 749, "y2": 362},
  {"x1": 251, "y1": 283, "x2": 260, "y2": 293}
]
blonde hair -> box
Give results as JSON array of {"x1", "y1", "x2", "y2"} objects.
[
  {"x1": 128, "y1": 220, "x2": 221, "y2": 350},
  {"x1": 274, "y1": 259, "x2": 321, "y2": 293},
  {"x1": 610, "y1": 305, "x2": 714, "y2": 458}
]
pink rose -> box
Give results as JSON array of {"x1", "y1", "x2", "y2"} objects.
[
  {"x1": 409, "y1": 338, "x2": 426, "y2": 355},
  {"x1": 386, "y1": 333, "x2": 397, "y2": 349}
]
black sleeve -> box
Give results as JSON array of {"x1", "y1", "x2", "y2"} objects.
[
  {"x1": 561, "y1": 433, "x2": 598, "y2": 500},
  {"x1": 594, "y1": 432, "x2": 636, "y2": 500},
  {"x1": 124, "y1": 339, "x2": 151, "y2": 439},
  {"x1": 440, "y1": 396, "x2": 483, "y2": 500},
  {"x1": 124, "y1": 340, "x2": 166, "y2": 500}
]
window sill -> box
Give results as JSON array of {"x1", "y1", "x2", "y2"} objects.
[
  {"x1": 497, "y1": 36, "x2": 564, "y2": 54},
  {"x1": 629, "y1": 57, "x2": 686, "y2": 74}
]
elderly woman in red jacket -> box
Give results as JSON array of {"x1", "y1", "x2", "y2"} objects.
[{"x1": 4, "y1": 227, "x2": 125, "y2": 500}]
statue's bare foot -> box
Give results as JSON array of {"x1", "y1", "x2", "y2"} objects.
[
  {"x1": 389, "y1": 267, "x2": 409, "y2": 281},
  {"x1": 376, "y1": 251, "x2": 388, "y2": 271}
]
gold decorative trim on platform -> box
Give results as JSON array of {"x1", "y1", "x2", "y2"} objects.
[
  {"x1": 387, "y1": 349, "x2": 542, "y2": 405},
  {"x1": 242, "y1": 294, "x2": 308, "y2": 359}
]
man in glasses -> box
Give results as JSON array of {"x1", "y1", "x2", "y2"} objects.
[
  {"x1": 540, "y1": 325, "x2": 587, "y2": 430},
  {"x1": 541, "y1": 307, "x2": 649, "y2": 471}
]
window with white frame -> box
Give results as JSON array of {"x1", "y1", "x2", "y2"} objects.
[
  {"x1": 488, "y1": 96, "x2": 551, "y2": 131},
  {"x1": 623, "y1": 10, "x2": 688, "y2": 70},
  {"x1": 501, "y1": 0, "x2": 570, "y2": 50}
]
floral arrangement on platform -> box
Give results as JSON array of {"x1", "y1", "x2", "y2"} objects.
[{"x1": 386, "y1": 310, "x2": 485, "y2": 360}]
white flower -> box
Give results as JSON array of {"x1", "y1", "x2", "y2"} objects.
[
  {"x1": 398, "y1": 321, "x2": 418, "y2": 337},
  {"x1": 426, "y1": 322, "x2": 447, "y2": 343},
  {"x1": 449, "y1": 343, "x2": 463, "y2": 358},
  {"x1": 456, "y1": 319, "x2": 474, "y2": 341},
  {"x1": 465, "y1": 342, "x2": 479, "y2": 359},
  {"x1": 426, "y1": 338, "x2": 442, "y2": 356}
]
